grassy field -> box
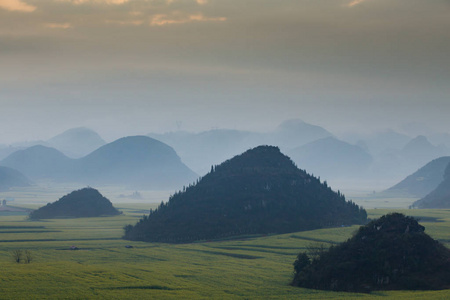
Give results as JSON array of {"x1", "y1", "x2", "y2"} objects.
[{"x1": 1, "y1": 203, "x2": 450, "y2": 299}]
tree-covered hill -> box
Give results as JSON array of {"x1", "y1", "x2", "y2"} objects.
[
  {"x1": 29, "y1": 187, "x2": 121, "y2": 219},
  {"x1": 412, "y1": 162, "x2": 450, "y2": 208},
  {"x1": 292, "y1": 213, "x2": 450, "y2": 292},
  {"x1": 123, "y1": 146, "x2": 367, "y2": 243}
]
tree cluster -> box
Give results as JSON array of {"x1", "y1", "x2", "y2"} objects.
[
  {"x1": 29, "y1": 187, "x2": 120, "y2": 220},
  {"x1": 292, "y1": 213, "x2": 450, "y2": 292}
]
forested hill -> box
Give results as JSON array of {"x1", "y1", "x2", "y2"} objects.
[
  {"x1": 292, "y1": 213, "x2": 450, "y2": 292},
  {"x1": 123, "y1": 146, "x2": 367, "y2": 243},
  {"x1": 29, "y1": 187, "x2": 120, "y2": 219}
]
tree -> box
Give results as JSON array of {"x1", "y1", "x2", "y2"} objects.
[
  {"x1": 23, "y1": 250, "x2": 32, "y2": 264},
  {"x1": 293, "y1": 252, "x2": 310, "y2": 274},
  {"x1": 12, "y1": 249, "x2": 22, "y2": 263}
]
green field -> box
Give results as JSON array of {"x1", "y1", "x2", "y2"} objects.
[{"x1": 1, "y1": 204, "x2": 450, "y2": 299}]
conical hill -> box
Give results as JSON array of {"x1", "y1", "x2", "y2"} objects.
[
  {"x1": 29, "y1": 187, "x2": 120, "y2": 219},
  {"x1": 124, "y1": 146, "x2": 367, "y2": 243}
]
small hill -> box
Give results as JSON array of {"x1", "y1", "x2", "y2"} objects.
[
  {"x1": 0, "y1": 145, "x2": 74, "y2": 181},
  {"x1": 292, "y1": 213, "x2": 450, "y2": 292},
  {"x1": 412, "y1": 162, "x2": 450, "y2": 208},
  {"x1": 0, "y1": 166, "x2": 31, "y2": 191},
  {"x1": 29, "y1": 187, "x2": 120, "y2": 219},
  {"x1": 77, "y1": 136, "x2": 198, "y2": 189},
  {"x1": 383, "y1": 156, "x2": 450, "y2": 197},
  {"x1": 287, "y1": 137, "x2": 372, "y2": 181},
  {"x1": 123, "y1": 146, "x2": 367, "y2": 243},
  {"x1": 48, "y1": 127, "x2": 106, "y2": 158}
]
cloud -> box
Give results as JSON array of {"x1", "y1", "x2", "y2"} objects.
[
  {"x1": 0, "y1": 0, "x2": 37, "y2": 12},
  {"x1": 348, "y1": 0, "x2": 367, "y2": 7},
  {"x1": 59, "y1": 0, "x2": 130, "y2": 4},
  {"x1": 45, "y1": 22, "x2": 72, "y2": 29},
  {"x1": 150, "y1": 12, "x2": 226, "y2": 26}
]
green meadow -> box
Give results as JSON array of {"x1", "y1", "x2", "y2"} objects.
[{"x1": 1, "y1": 200, "x2": 450, "y2": 299}]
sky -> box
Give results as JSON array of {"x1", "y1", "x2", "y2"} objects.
[{"x1": 1, "y1": 0, "x2": 449, "y2": 143}]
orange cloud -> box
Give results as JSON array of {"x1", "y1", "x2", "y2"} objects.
[
  {"x1": 150, "y1": 13, "x2": 226, "y2": 26},
  {"x1": 0, "y1": 0, "x2": 37, "y2": 12},
  {"x1": 348, "y1": 0, "x2": 366, "y2": 7},
  {"x1": 45, "y1": 22, "x2": 73, "y2": 29},
  {"x1": 61, "y1": 0, "x2": 130, "y2": 4}
]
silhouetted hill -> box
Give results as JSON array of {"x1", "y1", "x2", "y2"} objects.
[
  {"x1": 288, "y1": 137, "x2": 372, "y2": 180},
  {"x1": 123, "y1": 146, "x2": 367, "y2": 243},
  {"x1": 48, "y1": 127, "x2": 106, "y2": 158},
  {"x1": 29, "y1": 187, "x2": 120, "y2": 219},
  {"x1": 271, "y1": 119, "x2": 333, "y2": 149},
  {"x1": 383, "y1": 156, "x2": 450, "y2": 197},
  {"x1": 77, "y1": 136, "x2": 198, "y2": 189},
  {"x1": 0, "y1": 166, "x2": 31, "y2": 191},
  {"x1": 0, "y1": 145, "x2": 74, "y2": 181},
  {"x1": 0, "y1": 136, "x2": 197, "y2": 189},
  {"x1": 401, "y1": 135, "x2": 449, "y2": 165},
  {"x1": 292, "y1": 213, "x2": 450, "y2": 292},
  {"x1": 412, "y1": 162, "x2": 450, "y2": 208},
  {"x1": 149, "y1": 129, "x2": 262, "y2": 175}
]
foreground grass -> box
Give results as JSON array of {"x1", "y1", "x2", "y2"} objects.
[{"x1": 0, "y1": 207, "x2": 450, "y2": 299}]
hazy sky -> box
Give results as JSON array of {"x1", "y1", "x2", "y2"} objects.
[{"x1": 1, "y1": 0, "x2": 449, "y2": 143}]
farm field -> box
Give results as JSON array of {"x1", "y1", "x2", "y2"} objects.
[{"x1": 1, "y1": 203, "x2": 450, "y2": 299}]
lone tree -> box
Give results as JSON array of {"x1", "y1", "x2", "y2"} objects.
[{"x1": 12, "y1": 249, "x2": 22, "y2": 263}]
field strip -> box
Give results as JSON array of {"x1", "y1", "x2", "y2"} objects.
[
  {"x1": 0, "y1": 237, "x2": 121, "y2": 243},
  {"x1": 180, "y1": 248, "x2": 263, "y2": 259},
  {"x1": 207, "y1": 246, "x2": 300, "y2": 255},
  {"x1": 289, "y1": 235, "x2": 339, "y2": 244}
]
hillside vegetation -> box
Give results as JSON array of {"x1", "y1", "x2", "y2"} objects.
[
  {"x1": 29, "y1": 187, "x2": 121, "y2": 219},
  {"x1": 124, "y1": 146, "x2": 367, "y2": 243},
  {"x1": 292, "y1": 213, "x2": 450, "y2": 292}
]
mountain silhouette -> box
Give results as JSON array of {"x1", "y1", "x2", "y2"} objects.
[
  {"x1": 1, "y1": 136, "x2": 197, "y2": 189},
  {"x1": 412, "y1": 162, "x2": 450, "y2": 208},
  {"x1": 383, "y1": 156, "x2": 450, "y2": 197},
  {"x1": 29, "y1": 187, "x2": 120, "y2": 219},
  {"x1": 48, "y1": 127, "x2": 106, "y2": 158},
  {"x1": 0, "y1": 166, "x2": 31, "y2": 191},
  {"x1": 76, "y1": 136, "x2": 198, "y2": 189},
  {"x1": 0, "y1": 145, "x2": 74, "y2": 181},
  {"x1": 288, "y1": 137, "x2": 372, "y2": 181},
  {"x1": 123, "y1": 145, "x2": 367, "y2": 243}
]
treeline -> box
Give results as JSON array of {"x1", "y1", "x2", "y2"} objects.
[{"x1": 123, "y1": 146, "x2": 367, "y2": 243}]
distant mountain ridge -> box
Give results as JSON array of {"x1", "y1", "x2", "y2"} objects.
[
  {"x1": 47, "y1": 127, "x2": 106, "y2": 158},
  {"x1": 412, "y1": 162, "x2": 450, "y2": 208},
  {"x1": 123, "y1": 145, "x2": 367, "y2": 243},
  {"x1": 0, "y1": 136, "x2": 197, "y2": 190},
  {"x1": 287, "y1": 137, "x2": 372, "y2": 181},
  {"x1": 148, "y1": 119, "x2": 333, "y2": 175},
  {"x1": 383, "y1": 156, "x2": 450, "y2": 197},
  {"x1": 0, "y1": 166, "x2": 31, "y2": 191}
]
